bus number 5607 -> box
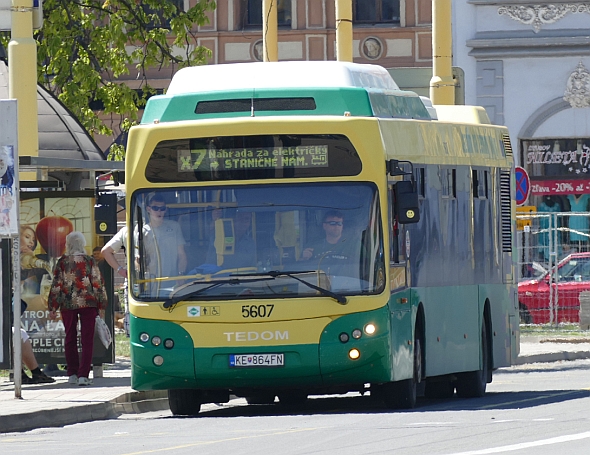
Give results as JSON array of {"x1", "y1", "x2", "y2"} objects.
[{"x1": 242, "y1": 304, "x2": 274, "y2": 318}]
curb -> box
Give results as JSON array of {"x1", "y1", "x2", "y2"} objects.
[
  {"x1": 514, "y1": 351, "x2": 590, "y2": 365},
  {"x1": 0, "y1": 390, "x2": 169, "y2": 434}
]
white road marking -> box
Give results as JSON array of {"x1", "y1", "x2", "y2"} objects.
[{"x1": 446, "y1": 431, "x2": 590, "y2": 454}]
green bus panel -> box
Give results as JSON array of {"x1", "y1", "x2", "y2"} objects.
[
  {"x1": 141, "y1": 88, "x2": 374, "y2": 124},
  {"x1": 406, "y1": 284, "x2": 511, "y2": 377},
  {"x1": 131, "y1": 307, "x2": 395, "y2": 391},
  {"x1": 130, "y1": 316, "x2": 197, "y2": 391},
  {"x1": 387, "y1": 288, "x2": 416, "y2": 382},
  {"x1": 318, "y1": 307, "x2": 393, "y2": 385}
]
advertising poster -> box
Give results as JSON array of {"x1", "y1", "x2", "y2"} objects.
[
  {"x1": 0, "y1": 145, "x2": 17, "y2": 236},
  {"x1": 19, "y1": 192, "x2": 114, "y2": 365}
]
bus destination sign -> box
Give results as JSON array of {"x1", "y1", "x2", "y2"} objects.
[{"x1": 178, "y1": 145, "x2": 329, "y2": 172}]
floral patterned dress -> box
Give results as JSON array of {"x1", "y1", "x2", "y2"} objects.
[{"x1": 48, "y1": 253, "x2": 108, "y2": 311}]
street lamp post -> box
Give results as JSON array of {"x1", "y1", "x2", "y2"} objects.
[
  {"x1": 8, "y1": 0, "x2": 38, "y2": 160},
  {"x1": 262, "y1": 0, "x2": 278, "y2": 62},
  {"x1": 430, "y1": 0, "x2": 456, "y2": 105},
  {"x1": 8, "y1": 0, "x2": 38, "y2": 398},
  {"x1": 335, "y1": 0, "x2": 353, "y2": 62}
]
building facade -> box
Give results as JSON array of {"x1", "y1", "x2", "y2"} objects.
[
  {"x1": 453, "y1": 1, "x2": 590, "y2": 208},
  {"x1": 453, "y1": 1, "x2": 590, "y2": 267},
  {"x1": 97, "y1": 0, "x2": 434, "y2": 151}
]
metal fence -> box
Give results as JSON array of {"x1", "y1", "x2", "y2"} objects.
[{"x1": 516, "y1": 212, "x2": 590, "y2": 325}]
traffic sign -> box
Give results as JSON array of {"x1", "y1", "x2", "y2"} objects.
[
  {"x1": 515, "y1": 166, "x2": 530, "y2": 206},
  {"x1": 516, "y1": 205, "x2": 536, "y2": 231}
]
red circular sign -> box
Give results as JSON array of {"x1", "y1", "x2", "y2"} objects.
[{"x1": 515, "y1": 166, "x2": 530, "y2": 206}]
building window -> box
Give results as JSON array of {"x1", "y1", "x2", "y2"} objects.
[
  {"x1": 242, "y1": 0, "x2": 292, "y2": 28},
  {"x1": 354, "y1": 0, "x2": 400, "y2": 23},
  {"x1": 143, "y1": 0, "x2": 185, "y2": 30}
]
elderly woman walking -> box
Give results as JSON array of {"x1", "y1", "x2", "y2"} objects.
[{"x1": 48, "y1": 231, "x2": 108, "y2": 386}]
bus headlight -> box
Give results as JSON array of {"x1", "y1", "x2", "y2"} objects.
[
  {"x1": 152, "y1": 336, "x2": 162, "y2": 346},
  {"x1": 352, "y1": 329, "x2": 362, "y2": 339},
  {"x1": 140, "y1": 332, "x2": 150, "y2": 343},
  {"x1": 349, "y1": 348, "x2": 360, "y2": 360},
  {"x1": 153, "y1": 355, "x2": 164, "y2": 366},
  {"x1": 339, "y1": 332, "x2": 349, "y2": 343},
  {"x1": 164, "y1": 338, "x2": 174, "y2": 349},
  {"x1": 364, "y1": 323, "x2": 376, "y2": 335}
]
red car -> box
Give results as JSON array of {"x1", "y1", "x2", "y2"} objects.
[{"x1": 518, "y1": 253, "x2": 590, "y2": 324}]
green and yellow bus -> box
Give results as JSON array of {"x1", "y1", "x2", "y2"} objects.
[{"x1": 124, "y1": 61, "x2": 519, "y2": 414}]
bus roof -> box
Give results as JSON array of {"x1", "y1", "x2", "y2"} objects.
[{"x1": 167, "y1": 61, "x2": 401, "y2": 95}]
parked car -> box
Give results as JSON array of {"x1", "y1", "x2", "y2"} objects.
[{"x1": 518, "y1": 253, "x2": 590, "y2": 324}]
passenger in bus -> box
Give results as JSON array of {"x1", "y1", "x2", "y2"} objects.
[
  {"x1": 102, "y1": 226, "x2": 130, "y2": 337},
  {"x1": 301, "y1": 210, "x2": 356, "y2": 276},
  {"x1": 143, "y1": 193, "x2": 188, "y2": 279}
]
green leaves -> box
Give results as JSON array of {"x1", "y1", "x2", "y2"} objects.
[{"x1": 3, "y1": 0, "x2": 215, "y2": 159}]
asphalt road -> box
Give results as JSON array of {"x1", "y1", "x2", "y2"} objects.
[{"x1": 2, "y1": 359, "x2": 590, "y2": 455}]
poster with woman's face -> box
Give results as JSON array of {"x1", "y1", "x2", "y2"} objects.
[{"x1": 19, "y1": 194, "x2": 112, "y2": 364}]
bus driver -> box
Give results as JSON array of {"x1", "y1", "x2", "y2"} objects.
[{"x1": 301, "y1": 211, "x2": 356, "y2": 279}]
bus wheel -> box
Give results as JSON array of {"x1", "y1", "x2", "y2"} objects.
[
  {"x1": 246, "y1": 394, "x2": 276, "y2": 405},
  {"x1": 384, "y1": 337, "x2": 422, "y2": 409},
  {"x1": 278, "y1": 391, "x2": 308, "y2": 409},
  {"x1": 424, "y1": 378, "x2": 454, "y2": 399},
  {"x1": 455, "y1": 322, "x2": 489, "y2": 398},
  {"x1": 168, "y1": 389, "x2": 202, "y2": 416}
]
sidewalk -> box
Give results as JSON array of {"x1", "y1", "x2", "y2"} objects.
[
  {"x1": 0, "y1": 357, "x2": 168, "y2": 434},
  {"x1": 2, "y1": 339, "x2": 590, "y2": 434}
]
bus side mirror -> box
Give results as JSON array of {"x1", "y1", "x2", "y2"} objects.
[
  {"x1": 94, "y1": 192, "x2": 118, "y2": 235},
  {"x1": 394, "y1": 181, "x2": 420, "y2": 224}
]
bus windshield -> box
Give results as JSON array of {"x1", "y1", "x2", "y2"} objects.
[{"x1": 130, "y1": 182, "x2": 384, "y2": 301}]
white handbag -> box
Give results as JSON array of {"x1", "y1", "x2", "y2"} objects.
[{"x1": 95, "y1": 315, "x2": 112, "y2": 348}]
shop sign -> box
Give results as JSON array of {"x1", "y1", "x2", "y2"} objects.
[
  {"x1": 521, "y1": 138, "x2": 590, "y2": 178},
  {"x1": 530, "y1": 178, "x2": 590, "y2": 196}
]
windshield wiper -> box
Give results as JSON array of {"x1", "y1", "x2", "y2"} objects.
[
  {"x1": 250, "y1": 270, "x2": 347, "y2": 305},
  {"x1": 163, "y1": 276, "x2": 274, "y2": 310}
]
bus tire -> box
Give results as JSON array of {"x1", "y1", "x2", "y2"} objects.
[
  {"x1": 455, "y1": 322, "x2": 489, "y2": 398},
  {"x1": 168, "y1": 389, "x2": 202, "y2": 416},
  {"x1": 246, "y1": 394, "x2": 276, "y2": 405}
]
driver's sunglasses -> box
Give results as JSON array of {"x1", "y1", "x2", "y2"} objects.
[
  {"x1": 324, "y1": 221, "x2": 343, "y2": 226},
  {"x1": 149, "y1": 205, "x2": 167, "y2": 212}
]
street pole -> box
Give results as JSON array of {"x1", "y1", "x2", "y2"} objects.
[
  {"x1": 8, "y1": 0, "x2": 38, "y2": 179},
  {"x1": 430, "y1": 0, "x2": 455, "y2": 105},
  {"x1": 8, "y1": 0, "x2": 37, "y2": 398},
  {"x1": 262, "y1": 0, "x2": 278, "y2": 62},
  {"x1": 335, "y1": 0, "x2": 353, "y2": 62}
]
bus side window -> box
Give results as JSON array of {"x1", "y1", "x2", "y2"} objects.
[
  {"x1": 415, "y1": 167, "x2": 425, "y2": 199},
  {"x1": 389, "y1": 186, "x2": 401, "y2": 263}
]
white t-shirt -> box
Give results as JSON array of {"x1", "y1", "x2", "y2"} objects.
[
  {"x1": 142, "y1": 220, "x2": 185, "y2": 277},
  {"x1": 104, "y1": 226, "x2": 127, "y2": 253}
]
